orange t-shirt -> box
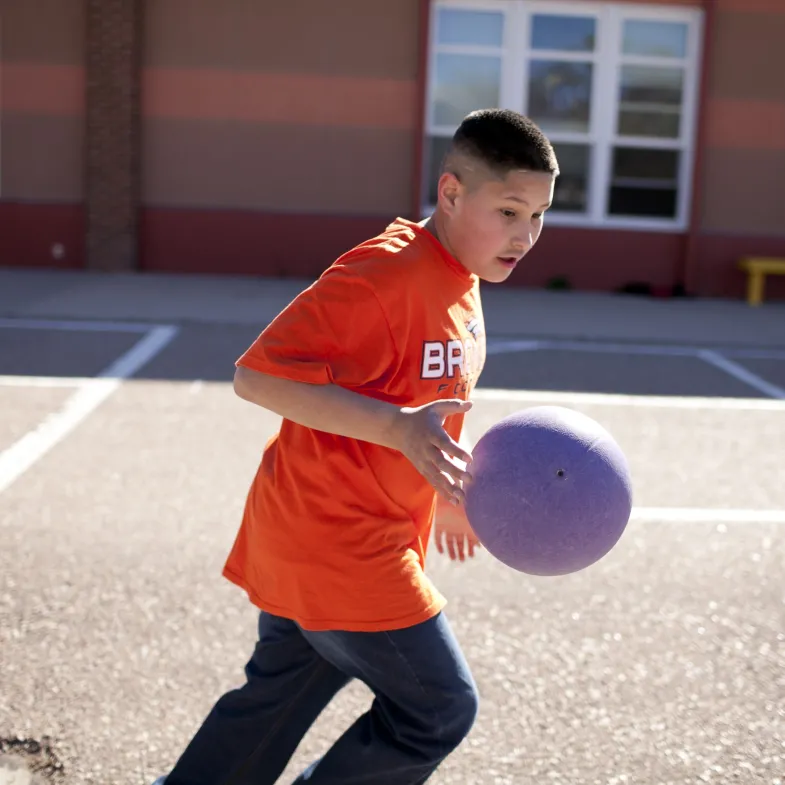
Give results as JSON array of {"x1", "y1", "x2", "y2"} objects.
[{"x1": 222, "y1": 218, "x2": 486, "y2": 631}]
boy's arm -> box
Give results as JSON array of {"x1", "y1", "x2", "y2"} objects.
[
  {"x1": 234, "y1": 366, "x2": 404, "y2": 449},
  {"x1": 233, "y1": 366, "x2": 473, "y2": 504}
]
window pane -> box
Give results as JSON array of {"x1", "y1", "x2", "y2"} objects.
[
  {"x1": 618, "y1": 65, "x2": 684, "y2": 138},
  {"x1": 433, "y1": 54, "x2": 501, "y2": 126},
  {"x1": 623, "y1": 20, "x2": 688, "y2": 58},
  {"x1": 531, "y1": 14, "x2": 596, "y2": 52},
  {"x1": 425, "y1": 135, "x2": 452, "y2": 205},
  {"x1": 609, "y1": 147, "x2": 680, "y2": 218},
  {"x1": 437, "y1": 8, "x2": 504, "y2": 47},
  {"x1": 528, "y1": 60, "x2": 593, "y2": 133},
  {"x1": 551, "y1": 143, "x2": 590, "y2": 213}
]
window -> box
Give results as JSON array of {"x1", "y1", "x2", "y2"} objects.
[{"x1": 423, "y1": 1, "x2": 704, "y2": 230}]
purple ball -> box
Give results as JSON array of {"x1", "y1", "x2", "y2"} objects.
[{"x1": 463, "y1": 406, "x2": 633, "y2": 576}]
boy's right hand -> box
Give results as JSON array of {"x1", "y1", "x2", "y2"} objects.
[{"x1": 389, "y1": 399, "x2": 474, "y2": 505}]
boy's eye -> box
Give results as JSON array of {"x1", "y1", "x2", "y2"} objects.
[
  {"x1": 501, "y1": 209, "x2": 516, "y2": 218},
  {"x1": 533, "y1": 212, "x2": 543, "y2": 220}
]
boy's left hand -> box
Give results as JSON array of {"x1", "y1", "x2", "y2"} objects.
[{"x1": 434, "y1": 495, "x2": 482, "y2": 562}]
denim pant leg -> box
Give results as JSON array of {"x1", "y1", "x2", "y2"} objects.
[
  {"x1": 165, "y1": 612, "x2": 351, "y2": 785},
  {"x1": 294, "y1": 611, "x2": 479, "y2": 785}
]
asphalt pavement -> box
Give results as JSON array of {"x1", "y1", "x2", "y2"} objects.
[{"x1": 1, "y1": 268, "x2": 783, "y2": 785}]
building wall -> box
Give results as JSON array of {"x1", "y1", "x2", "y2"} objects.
[
  {"x1": 140, "y1": 0, "x2": 423, "y2": 276},
  {"x1": 694, "y1": 0, "x2": 785, "y2": 298},
  {"x1": 0, "y1": 0, "x2": 85, "y2": 268},
  {"x1": 0, "y1": 0, "x2": 783, "y2": 301}
]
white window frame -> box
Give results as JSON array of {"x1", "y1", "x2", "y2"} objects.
[{"x1": 423, "y1": 0, "x2": 704, "y2": 232}]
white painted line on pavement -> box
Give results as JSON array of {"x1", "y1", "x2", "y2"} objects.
[
  {"x1": 0, "y1": 375, "x2": 89, "y2": 387},
  {"x1": 631, "y1": 507, "x2": 785, "y2": 524},
  {"x1": 486, "y1": 337, "x2": 785, "y2": 361},
  {"x1": 4, "y1": 375, "x2": 783, "y2": 413},
  {"x1": 488, "y1": 339, "x2": 696, "y2": 356},
  {"x1": 485, "y1": 338, "x2": 785, "y2": 399},
  {"x1": 725, "y1": 348, "x2": 785, "y2": 361},
  {"x1": 698, "y1": 350, "x2": 785, "y2": 400},
  {"x1": 0, "y1": 317, "x2": 158, "y2": 333},
  {"x1": 462, "y1": 425, "x2": 785, "y2": 525},
  {"x1": 486, "y1": 339, "x2": 542, "y2": 355},
  {"x1": 472, "y1": 387, "x2": 785, "y2": 411},
  {"x1": 0, "y1": 325, "x2": 178, "y2": 494}
]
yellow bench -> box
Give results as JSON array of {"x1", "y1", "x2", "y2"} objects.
[{"x1": 738, "y1": 257, "x2": 785, "y2": 306}]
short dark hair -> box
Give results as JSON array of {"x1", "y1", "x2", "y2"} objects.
[{"x1": 445, "y1": 109, "x2": 559, "y2": 178}]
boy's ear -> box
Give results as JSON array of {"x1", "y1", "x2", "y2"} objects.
[{"x1": 437, "y1": 172, "x2": 462, "y2": 214}]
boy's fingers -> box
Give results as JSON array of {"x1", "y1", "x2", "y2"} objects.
[
  {"x1": 428, "y1": 466, "x2": 463, "y2": 505},
  {"x1": 428, "y1": 410, "x2": 472, "y2": 464},
  {"x1": 430, "y1": 432, "x2": 473, "y2": 469},
  {"x1": 422, "y1": 443, "x2": 467, "y2": 486},
  {"x1": 450, "y1": 483, "x2": 466, "y2": 505},
  {"x1": 446, "y1": 434, "x2": 473, "y2": 465},
  {"x1": 447, "y1": 536, "x2": 457, "y2": 561},
  {"x1": 436, "y1": 484, "x2": 457, "y2": 505},
  {"x1": 429, "y1": 446, "x2": 458, "y2": 475},
  {"x1": 432, "y1": 399, "x2": 473, "y2": 416}
]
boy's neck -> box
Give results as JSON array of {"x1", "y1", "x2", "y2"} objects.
[
  {"x1": 419, "y1": 212, "x2": 442, "y2": 245},
  {"x1": 417, "y1": 211, "x2": 474, "y2": 279}
]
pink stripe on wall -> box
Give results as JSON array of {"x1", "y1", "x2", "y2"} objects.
[
  {"x1": 142, "y1": 68, "x2": 418, "y2": 129},
  {"x1": 718, "y1": 0, "x2": 785, "y2": 12},
  {"x1": 0, "y1": 65, "x2": 85, "y2": 115},
  {"x1": 705, "y1": 99, "x2": 785, "y2": 150}
]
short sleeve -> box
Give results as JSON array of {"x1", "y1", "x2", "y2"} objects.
[{"x1": 236, "y1": 267, "x2": 398, "y2": 389}]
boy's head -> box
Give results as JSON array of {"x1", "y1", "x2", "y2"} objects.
[{"x1": 432, "y1": 109, "x2": 559, "y2": 283}]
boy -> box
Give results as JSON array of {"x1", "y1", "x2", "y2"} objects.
[{"x1": 153, "y1": 109, "x2": 558, "y2": 785}]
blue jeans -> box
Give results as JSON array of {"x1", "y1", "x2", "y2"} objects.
[{"x1": 163, "y1": 611, "x2": 479, "y2": 785}]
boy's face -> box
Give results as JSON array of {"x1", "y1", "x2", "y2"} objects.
[{"x1": 436, "y1": 168, "x2": 556, "y2": 283}]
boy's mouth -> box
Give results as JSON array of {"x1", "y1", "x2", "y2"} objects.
[{"x1": 497, "y1": 256, "x2": 520, "y2": 268}]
